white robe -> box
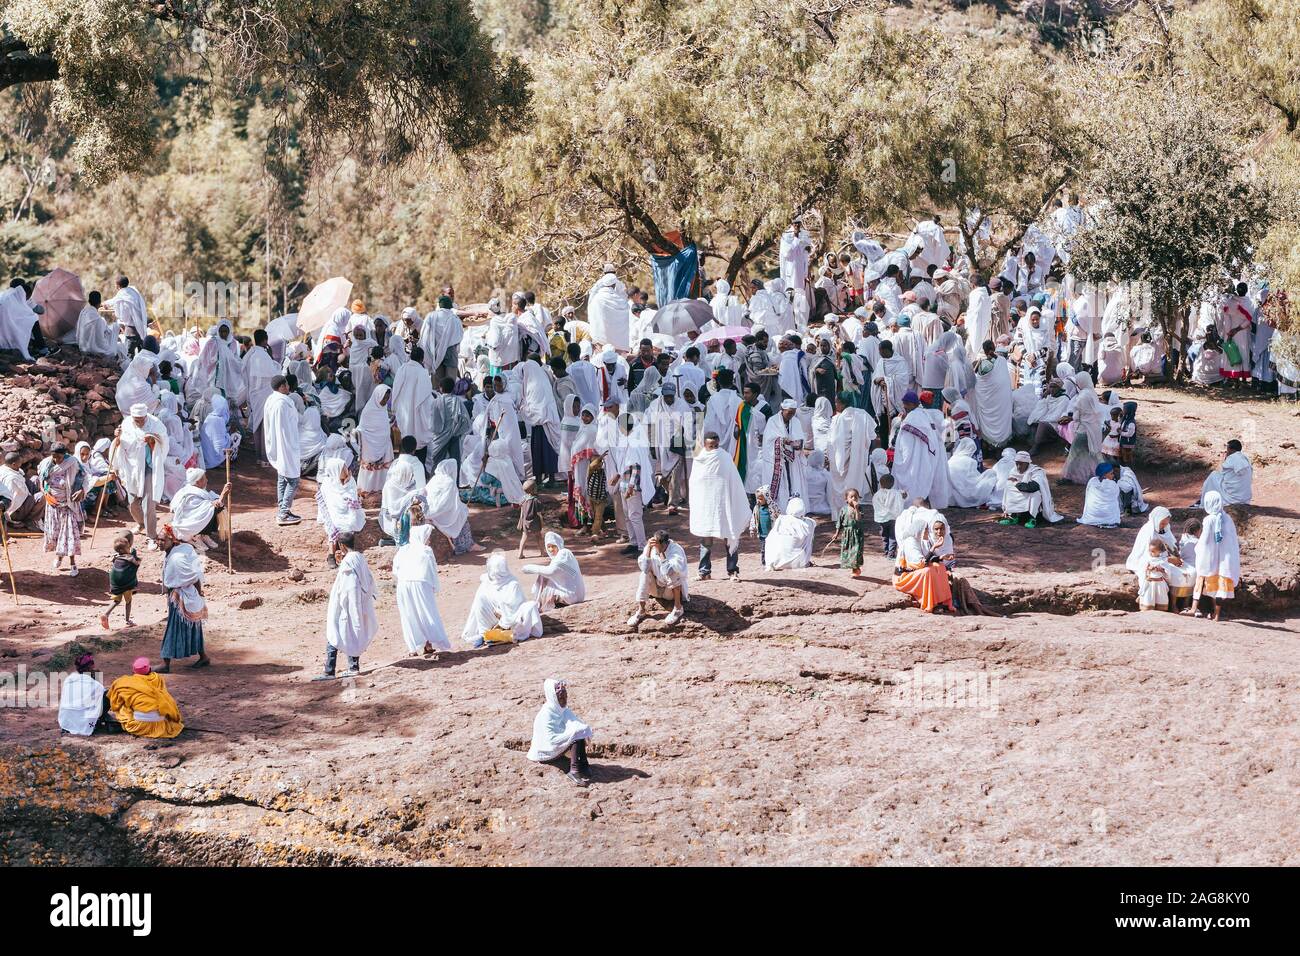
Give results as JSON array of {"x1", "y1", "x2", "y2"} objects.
[
  {"x1": 167, "y1": 483, "x2": 218, "y2": 540},
  {"x1": 390, "y1": 361, "x2": 435, "y2": 450},
  {"x1": 701, "y1": 388, "x2": 744, "y2": 457},
  {"x1": 688, "y1": 446, "x2": 751, "y2": 549},
  {"x1": 765, "y1": 499, "x2": 815, "y2": 570},
  {"x1": 1077, "y1": 476, "x2": 1121, "y2": 527},
  {"x1": 461, "y1": 557, "x2": 543, "y2": 647},
  {"x1": 113, "y1": 415, "x2": 169, "y2": 501},
  {"x1": 392, "y1": 526, "x2": 451, "y2": 653},
  {"x1": 1001, "y1": 462, "x2": 1063, "y2": 522},
  {"x1": 947, "y1": 438, "x2": 997, "y2": 509},
  {"x1": 262, "y1": 390, "x2": 301, "y2": 480},
  {"x1": 1194, "y1": 493, "x2": 1240, "y2": 597},
  {"x1": 527, "y1": 678, "x2": 593, "y2": 762},
  {"x1": 326, "y1": 551, "x2": 379, "y2": 657},
  {"x1": 1199, "y1": 452, "x2": 1253, "y2": 507},
  {"x1": 973, "y1": 356, "x2": 1013, "y2": 447},
  {"x1": 243, "y1": 345, "x2": 281, "y2": 433},
  {"x1": 75, "y1": 304, "x2": 120, "y2": 358},
  {"x1": 827, "y1": 406, "x2": 874, "y2": 515},
  {"x1": 760, "y1": 413, "x2": 808, "y2": 511},
  {"x1": 587, "y1": 273, "x2": 631, "y2": 351},
  {"x1": 58, "y1": 672, "x2": 106, "y2": 736}
]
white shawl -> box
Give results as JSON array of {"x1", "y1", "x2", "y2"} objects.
[
  {"x1": 688, "y1": 445, "x2": 751, "y2": 548},
  {"x1": 326, "y1": 550, "x2": 379, "y2": 657}
]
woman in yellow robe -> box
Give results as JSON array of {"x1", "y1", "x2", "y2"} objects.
[{"x1": 108, "y1": 657, "x2": 184, "y2": 739}]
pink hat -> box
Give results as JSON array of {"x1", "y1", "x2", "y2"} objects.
[{"x1": 132, "y1": 657, "x2": 151, "y2": 675}]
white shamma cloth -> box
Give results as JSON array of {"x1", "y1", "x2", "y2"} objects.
[{"x1": 526, "y1": 677, "x2": 593, "y2": 762}]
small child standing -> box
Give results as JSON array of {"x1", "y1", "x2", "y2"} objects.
[
  {"x1": 620, "y1": 462, "x2": 647, "y2": 555},
  {"x1": 517, "y1": 478, "x2": 544, "y2": 558},
  {"x1": 1138, "y1": 539, "x2": 1172, "y2": 611},
  {"x1": 831, "y1": 487, "x2": 866, "y2": 577},
  {"x1": 1118, "y1": 401, "x2": 1138, "y2": 466},
  {"x1": 100, "y1": 532, "x2": 140, "y2": 631},
  {"x1": 871, "y1": 472, "x2": 904, "y2": 558},
  {"x1": 1101, "y1": 406, "x2": 1123, "y2": 461},
  {"x1": 749, "y1": 489, "x2": 774, "y2": 564}
]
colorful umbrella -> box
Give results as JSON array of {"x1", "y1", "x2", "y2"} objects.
[{"x1": 32, "y1": 268, "x2": 86, "y2": 340}]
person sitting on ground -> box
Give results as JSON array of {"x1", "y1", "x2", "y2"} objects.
[
  {"x1": 764, "y1": 497, "x2": 816, "y2": 571},
  {"x1": 892, "y1": 508, "x2": 955, "y2": 614},
  {"x1": 100, "y1": 532, "x2": 141, "y2": 630},
  {"x1": 107, "y1": 657, "x2": 184, "y2": 739},
  {"x1": 460, "y1": 553, "x2": 544, "y2": 648},
  {"x1": 1076, "y1": 462, "x2": 1122, "y2": 528},
  {"x1": 1198, "y1": 438, "x2": 1253, "y2": 508},
  {"x1": 522, "y1": 531, "x2": 586, "y2": 611},
  {"x1": 58, "y1": 653, "x2": 113, "y2": 736},
  {"x1": 526, "y1": 677, "x2": 594, "y2": 787},
  {"x1": 629, "y1": 530, "x2": 688, "y2": 626},
  {"x1": 997, "y1": 451, "x2": 1063, "y2": 527},
  {"x1": 314, "y1": 533, "x2": 378, "y2": 679}
]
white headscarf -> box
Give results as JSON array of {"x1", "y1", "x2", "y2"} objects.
[
  {"x1": 526, "y1": 677, "x2": 594, "y2": 762},
  {"x1": 358, "y1": 384, "x2": 393, "y2": 462},
  {"x1": 316, "y1": 457, "x2": 364, "y2": 535},
  {"x1": 423, "y1": 458, "x2": 468, "y2": 538},
  {"x1": 1194, "y1": 491, "x2": 1240, "y2": 584},
  {"x1": 393, "y1": 523, "x2": 440, "y2": 587}
]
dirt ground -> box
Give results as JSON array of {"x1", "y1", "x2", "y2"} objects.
[{"x1": 2, "y1": 384, "x2": 1298, "y2": 865}]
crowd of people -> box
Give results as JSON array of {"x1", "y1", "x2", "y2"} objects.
[{"x1": 6, "y1": 198, "x2": 1270, "y2": 785}]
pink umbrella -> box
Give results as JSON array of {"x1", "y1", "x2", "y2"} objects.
[
  {"x1": 32, "y1": 268, "x2": 86, "y2": 340},
  {"x1": 296, "y1": 277, "x2": 353, "y2": 334},
  {"x1": 694, "y1": 325, "x2": 751, "y2": 346}
]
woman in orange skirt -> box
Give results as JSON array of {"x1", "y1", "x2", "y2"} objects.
[{"x1": 893, "y1": 511, "x2": 954, "y2": 613}]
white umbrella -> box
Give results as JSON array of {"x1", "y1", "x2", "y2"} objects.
[{"x1": 296, "y1": 277, "x2": 352, "y2": 334}]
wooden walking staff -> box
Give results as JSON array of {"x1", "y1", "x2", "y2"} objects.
[
  {"x1": 0, "y1": 511, "x2": 18, "y2": 604},
  {"x1": 224, "y1": 448, "x2": 234, "y2": 572},
  {"x1": 89, "y1": 472, "x2": 113, "y2": 547}
]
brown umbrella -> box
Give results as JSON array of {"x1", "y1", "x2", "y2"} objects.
[{"x1": 32, "y1": 268, "x2": 86, "y2": 340}]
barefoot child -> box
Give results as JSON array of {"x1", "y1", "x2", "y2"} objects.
[
  {"x1": 749, "y1": 489, "x2": 774, "y2": 565},
  {"x1": 517, "y1": 478, "x2": 543, "y2": 558},
  {"x1": 100, "y1": 532, "x2": 140, "y2": 630},
  {"x1": 831, "y1": 487, "x2": 866, "y2": 577},
  {"x1": 871, "y1": 472, "x2": 904, "y2": 558},
  {"x1": 1137, "y1": 539, "x2": 1172, "y2": 611}
]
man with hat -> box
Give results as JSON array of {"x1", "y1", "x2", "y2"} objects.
[{"x1": 111, "y1": 403, "x2": 170, "y2": 549}]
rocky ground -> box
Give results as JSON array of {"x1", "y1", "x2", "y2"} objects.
[
  {"x1": 1, "y1": 384, "x2": 1298, "y2": 865},
  {"x1": 0, "y1": 352, "x2": 124, "y2": 469}
]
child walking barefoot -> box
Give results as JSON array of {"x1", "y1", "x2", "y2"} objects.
[
  {"x1": 518, "y1": 479, "x2": 544, "y2": 557},
  {"x1": 100, "y1": 532, "x2": 140, "y2": 630},
  {"x1": 831, "y1": 487, "x2": 866, "y2": 577}
]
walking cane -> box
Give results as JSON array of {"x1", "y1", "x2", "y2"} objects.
[
  {"x1": 0, "y1": 511, "x2": 17, "y2": 604},
  {"x1": 89, "y1": 472, "x2": 112, "y2": 547},
  {"x1": 224, "y1": 448, "x2": 234, "y2": 572}
]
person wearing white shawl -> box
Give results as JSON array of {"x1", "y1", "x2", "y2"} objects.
[
  {"x1": 461, "y1": 553, "x2": 543, "y2": 647},
  {"x1": 972, "y1": 342, "x2": 1013, "y2": 448},
  {"x1": 315, "y1": 306, "x2": 351, "y2": 360},
  {"x1": 76, "y1": 294, "x2": 120, "y2": 358},
  {"x1": 779, "y1": 221, "x2": 814, "y2": 313},
  {"x1": 871, "y1": 339, "x2": 912, "y2": 424},
  {"x1": 283, "y1": 341, "x2": 312, "y2": 386},
  {"x1": 1116, "y1": 465, "x2": 1148, "y2": 515},
  {"x1": 356, "y1": 383, "x2": 395, "y2": 495},
  {"x1": 760, "y1": 400, "x2": 809, "y2": 511},
  {"x1": 58, "y1": 655, "x2": 107, "y2": 736},
  {"x1": 827, "y1": 393, "x2": 874, "y2": 514},
  {"x1": 313, "y1": 536, "x2": 378, "y2": 678},
  {"x1": 1062, "y1": 370, "x2": 1105, "y2": 483},
  {"x1": 112, "y1": 404, "x2": 170, "y2": 547},
  {"x1": 158, "y1": 398, "x2": 195, "y2": 469},
  {"x1": 804, "y1": 396, "x2": 833, "y2": 515},
  {"x1": 558, "y1": 395, "x2": 583, "y2": 482},
  {"x1": 700, "y1": 371, "x2": 744, "y2": 457},
  {"x1": 628, "y1": 530, "x2": 689, "y2": 626},
  {"x1": 158, "y1": 528, "x2": 209, "y2": 670},
  {"x1": 644, "y1": 386, "x2": 694, "y2": 511},
  {"x1": 710, "y1": 278, "x2": 743, "y2": 325},
  {"x1": 243, "y1": 338, "x2": 281, "y2": 444},
  {"x1": 890, "y1": 394, "x2": 943, "y2": 504},
  {"x1": 423, "y1": 458, "x2": 475, "y2": 554},
  {"x1": 587, "y1": 265, "x2": 631, "y2": 351},
  {"x1": 764, "y1": 497, "x2": 815, "y2": 571},
  {"x1": 1124, "y1": 506, "x2": 1193, "y2": 609},
  {"x1": 167, "y1": 467, "x2": 229, "y2": 548},
  {"x1": 1077, "y1": 462, "x2": 1122, "y2": 527},
  {"x1": 517, "y1": 356, "x2": 562, "y2": 480},
  {"x1": 190, "y1": 319, "x2": 246, "y2": 405},
  {"x1": 105, "y1": 280, "x2": 149, "y2": 342},
  {"x1": 1193, "y1": 491, "x2": 1241, "y2": 619},
  {"x1": 523, "y1": 531, "x2": 586, "y2": 611},
  {"x1": 315, "y1": 458, "x2": 366, "y2": 564},
  {"x1": 1199, "y1": 441, "x2": 1253, "y2": 508},
  {"x1": 115, "y1": 351, "x2": 159, "y2": 416},
  {"x1": 689, "y1": 432, "x2": 751, "y2": 580},
  {"x1": 526, "y1": 678, "x2": 594, "y2": 786},
  {"x1": 380, "y1": 452, "x2": 425, "y2": 543},
  {"x1": 391, "y1": 524, "x2": 451, "y2": 657},
  {"x1": 389, "y1": 350, "x2": 435, "y2": 463},
  {"x1": 484, "y1": 306, "x2": 522, "y2": 371},
  {"x1": 199, "y1": 395, "x2": 242, "y2": 469},
  {"x1": 997, "y1": 451, "x2": 1063, "y2": 526},
  {"x1": 471, "y1": 436, "x2": 528, "y2": 506},
  {"x1": 479, "y1": 374, "x2": 527, "y2": 481},
  {"x1": 346, "y1": 326, "x2": 380, "y2": 412},
  {"x1": 947, "y1": 437, "x2": 998, "y2": 509},
  {"x1": 261, "y1": 379, "x2": 303, "y2": 523},
  {"x1": 419, "y1": 298, "x2": 464, "y2": 379}
]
